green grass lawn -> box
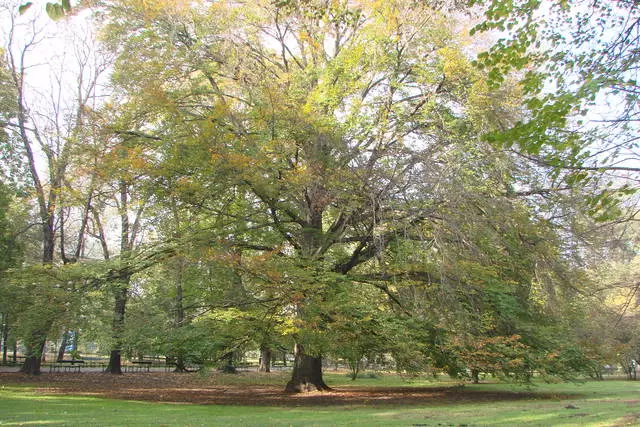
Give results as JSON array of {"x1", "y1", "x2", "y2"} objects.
[{"x1": 1, "y1": 373, "x2": 639, "y2": 426}]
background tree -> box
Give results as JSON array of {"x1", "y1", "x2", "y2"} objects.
[
  {"x1": 0, "y1": 181, "x2": 25, "y2": 364},
  {"x1": 0, "y1": 0, "x2": 110, "y2": 373}
]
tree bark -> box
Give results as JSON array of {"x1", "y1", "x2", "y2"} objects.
[
  {"x1": 19, "y1": 339, "x2": 46, "y2": 375},
  {"x1": 57, "y1": 331, "x2": 70, "y2": 362},
  {"x1": 259, "y1": 345, "x2": 272, "y2": 373},
  {"x1": 348, "y1": 358, "x2": 361, "y2": 380},
  {"x1": 284, "y1": 344, "x2": 331, "y2": 393},
  {"x1": 1, "y1": 313, "x2": 8, "y2": 364},
  {"x1": 107, "y1": 349, "x2": 122, "y2": 374},
  {"x1": 173, "y1": 257, "x2": 187, "y2": 373},
  {"x1": 471, "y1": 368, "x2": 480, "y2": 384},
  {"x1": 106, "y1": 280, "x2": 128, "y2": 374}
]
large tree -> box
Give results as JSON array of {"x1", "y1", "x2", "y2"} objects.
[{"x1": 100, "y1": 0, "x2": 574, "y2": 391}]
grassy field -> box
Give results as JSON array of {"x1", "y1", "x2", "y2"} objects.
[{"x1": 1, "y1": 372, "x2": 639, "y2": 426}]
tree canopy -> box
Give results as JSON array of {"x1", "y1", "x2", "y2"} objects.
[{"x1": 1, "y1": 0, "x2": 638, "y2": 390}]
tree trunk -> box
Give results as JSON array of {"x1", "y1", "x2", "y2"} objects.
[
  {"x1": 219, "y1": 352, "x2": 237, "y2": 373},
  {"x1": 57, "y1": 331, "x2": 70, "y2": 362},
  {"x1": 259, "y1": 345, "x2": 271, "y2": 373},
  {"x1": 1, "y1": 313, "x2": 8, "y2": 364},
  {"x1": 107, "y1": 349, "x2": 122, "y2": 374},
  {"x1": 106, "y1": 280, "x2": 128, "y2": 374},
  {"x1": 173, "y1": 258, "x2": 187, "y2": 373},
  {"x1": 20, "y1": 339, "x2": 46, "y2": 375},
  {"x1": 284, "y1": 344, "x2": 330, "y2": 393},
  {"x1": 348, "y1": 358, "x2": 361, "y2": 380},
  {"x1": 173, "y1": 355, "x2": 186, "y2": 372},
  {"x1": 471, "y1": 368, "x2": 480, "y2": 384}
]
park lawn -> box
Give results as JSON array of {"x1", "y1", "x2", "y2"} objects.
[{"x1": 0, "y1": 374, "x2": 639, "y2": 426}]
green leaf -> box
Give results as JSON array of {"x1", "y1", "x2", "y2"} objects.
[
  {"x1": 61, "y1": 0, "x2": 71, "y2": 12},
  {"x1": 18, "y1": 2, "x2": 33, "y2": 15},
  {"x1": 45, "y1": 3, "x2": 65, "y2": 20}
]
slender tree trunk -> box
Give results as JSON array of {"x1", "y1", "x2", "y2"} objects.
[
  {"x1": 284, "y1": 343, "x2": 330, "y2": 393},
  {"x1": 349, "y1": 358, "x2": 361, "y2": 380},
  {"x1": 57, "y1": 331, "x2": 70, "y2": 362},
  {"x1": 1, "y1": 313, "x2": 8, "y2": 364},
  {"x1": 106, "y1": 280, "x2": 128, "y2": 374},
  {"x1": 106, "y1": 180, "x2": 138, "y2": 375},
  {"x1": 259, "y1": 345, "x2": 272, "y2": 373},
  {"x1": 173, "y1": 258, "x2": 187, "y2": 373}
]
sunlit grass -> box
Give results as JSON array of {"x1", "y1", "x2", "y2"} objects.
[{"x1": 1, "y1": 375, "x2": 639, "y2": 426}]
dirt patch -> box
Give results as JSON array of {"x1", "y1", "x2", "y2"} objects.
[{"x1": 0, "y1": 372, "x2": 576, "y2": 407}]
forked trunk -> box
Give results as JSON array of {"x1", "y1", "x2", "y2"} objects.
[
  {"x1": 284, "y1": 344, "x2": 330, "y2": 393},
  {"x1": 348, "y1": 358, "x2": 361, "y2": 380}
]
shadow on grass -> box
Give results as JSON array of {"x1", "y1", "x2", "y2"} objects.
[{"x1": 0, "y1": 372, "x2": 580, "y2": 407}]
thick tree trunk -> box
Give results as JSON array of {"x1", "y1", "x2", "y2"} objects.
[
  {"x1": 20, "y1": 339, "x2": 46, "y2": 375},
  {"x1": 284, "y1": 344, "x2": 330, "y2": 393},
  {"x1": 106, "y1": 349, "x2": 122, "y2": 374},
  {"x1": 259, "y1": 345, "x2": 271, "y2": 373}
]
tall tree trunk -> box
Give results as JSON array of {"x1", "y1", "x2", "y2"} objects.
[
  {"x1": 57, "y1": 331, "x2": 70, "y2": 362},
  {"x1": 259, "y1": 344, "x2": 272, "y2": 373},
  {"x1": 106, "y1": 280, "x2": 128, "y2": 374},
  {"x1": 106, "y1": 180, "x2": 138, "y2": 375},
  {"x1": 1, "y1": 313, "x2": 8, "y2": 364},
  {"x1": 173, "y1": 257, "x2": 187, "y2": 373},
  {"x1": 19, "y1": 217, "x2": 56, "y2": 375},
  {"x1": 284, "y1": 343, "x2": 330, "y2": 393}
]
